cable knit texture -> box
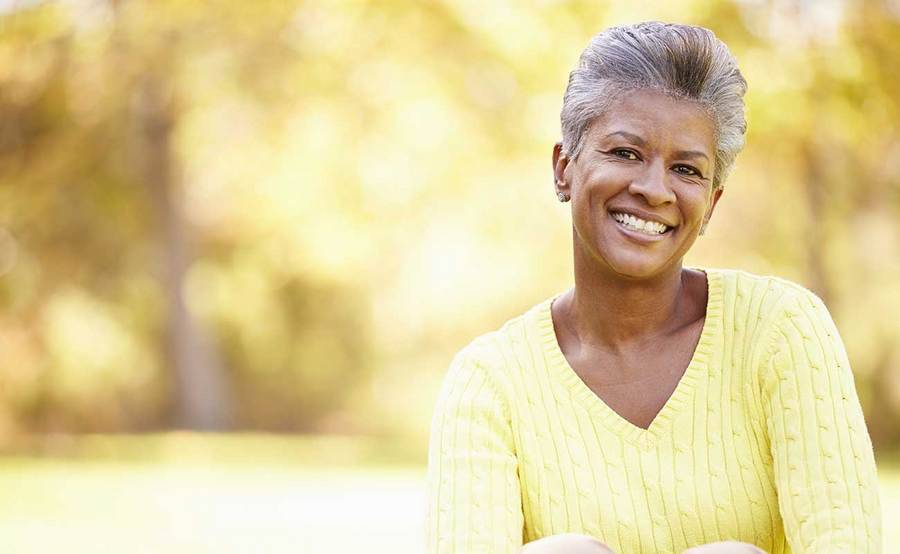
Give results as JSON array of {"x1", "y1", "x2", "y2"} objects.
[{"x1": 426, "y1": 268, "x2": 881, "y2": 553}]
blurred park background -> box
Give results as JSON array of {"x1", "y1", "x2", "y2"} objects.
[{"x1": 1, "y1": 0, "x2": 899, "y2": 551}]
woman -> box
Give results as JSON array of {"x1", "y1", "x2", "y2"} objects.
[{"x1": 425, "y1": 22, "x2": 881, "y2": 554}]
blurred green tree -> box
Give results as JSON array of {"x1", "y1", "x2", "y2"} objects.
[{"x1": 0, "y1": 0, "x2": 897, "y2": 447}]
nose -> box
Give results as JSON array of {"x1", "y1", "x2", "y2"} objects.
[{"x1": 628, "y1": 158, "x2": 676, "y2": 206}]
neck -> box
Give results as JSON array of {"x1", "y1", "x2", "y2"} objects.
[{"x1": 563, "y1": 244, "x2": 688, "y2": 353}]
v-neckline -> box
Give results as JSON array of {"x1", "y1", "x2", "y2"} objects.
[{"x1": 537, "y1": 268, "x2": 723, "y2": 448}]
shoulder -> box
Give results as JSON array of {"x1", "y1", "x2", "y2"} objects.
[
  {"x1": 708, "y1": 266, "x2": 815, "y2": 298},
  {"x1": 701, "y1": 268, "x2": 839, "y2": 371},
  {"x1": 711, "y1": 269, "x2": 847, "y2": 369},
  {"x1": 702, "y1": 269, "x2": 851, "y2": 390},
  {"x1": 706, "y1": 267, "x2": 829, "y2": 324},
  {"x1": 434, "y1": 297, "x2": 553, "y2": 420},
  {"x1": 443, "y1": 295, "x2": 556, "y2": 384}
]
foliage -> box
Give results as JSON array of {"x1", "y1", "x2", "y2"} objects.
[{"x1": 0, "y1": 1, "x2": 898, "y2": 446}]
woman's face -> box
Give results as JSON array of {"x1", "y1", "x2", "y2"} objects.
[{"x1": 554, "y1": 89, "x2": 722, "y2": 280}]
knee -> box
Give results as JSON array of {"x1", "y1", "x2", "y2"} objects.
[{"x1": 520, "y1": 533, "x2": 616, "y2": 554}]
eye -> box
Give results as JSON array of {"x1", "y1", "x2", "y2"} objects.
[
  {"x1": 673, "y1": 164, "x2": 702, "y2": 177},
  {"x1": 611, "y1": 148, "x2": 639, "y2": 160}
]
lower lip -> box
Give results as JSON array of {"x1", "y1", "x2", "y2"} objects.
[{"x1": 610, "y1": 214, "x2": 672, "y2": 242}]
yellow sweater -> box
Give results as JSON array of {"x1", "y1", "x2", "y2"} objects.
[{"x1": 425, "y1": 269, "x2": 881, "y2": 553}]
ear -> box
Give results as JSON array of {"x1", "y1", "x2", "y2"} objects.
[{"x1": 552, "y1": 142, "x2": 571, "y2": 197}]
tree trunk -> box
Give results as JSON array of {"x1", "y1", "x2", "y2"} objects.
[
  {"x1": 134, "y1": 75, "x2": 232, "y2": 430},
  {"x1": 803, "y1": 140, "x2": 831, "y2": 305}
]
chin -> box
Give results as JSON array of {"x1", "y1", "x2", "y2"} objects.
[{"x1": 600, "y1": 251, "x2": 680, "y2": 280}]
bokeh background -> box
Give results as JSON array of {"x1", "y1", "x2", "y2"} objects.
[{"x1": 1, "y1": 0, "x2": 899, "y2": 551}]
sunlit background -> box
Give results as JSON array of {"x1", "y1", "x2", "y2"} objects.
[{"x1": 1, "y1": 0, "x2": 899, "y2": 551}]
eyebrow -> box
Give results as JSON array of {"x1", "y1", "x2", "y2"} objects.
[
  {"x1": 604, "y1": 131, "x2": 647, "y2": 146},
  {"x1": 602, "y1": 131, "x2": 711, "y2": 163},
  {"x1": 674, "y1": 149, "x2": 711, "y2": 163}
]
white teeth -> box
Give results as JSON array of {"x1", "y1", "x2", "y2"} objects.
[{"x1": 611, "y1": 212, "x2": 669, "y2": 235}]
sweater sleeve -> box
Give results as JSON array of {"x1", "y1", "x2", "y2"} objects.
[
  {"x1": 761, "y1": 288, "x2": 882, "y2": 553},
  {"x1": 426, "y1": 343, "x2": 524, "y2": 554}
]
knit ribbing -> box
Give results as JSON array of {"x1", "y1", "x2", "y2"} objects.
[
  {"x1": 425, "y1": 269, "x2": 881, "y2": 554},
  {"x1": 760, "y1": 284, "x2": 881, "y2": 552}
]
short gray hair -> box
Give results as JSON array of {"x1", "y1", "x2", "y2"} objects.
[{"x1": 560, "y1": 22, "x2": 748, "y2": 189}]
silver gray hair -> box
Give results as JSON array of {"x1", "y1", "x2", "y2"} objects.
[{"x1": 561, "y1": 22, "x2": 748, "y2": 190}]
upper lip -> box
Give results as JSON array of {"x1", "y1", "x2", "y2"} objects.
[{"x1": 608, "y1": 208, "x2": 677, "y2": 228}]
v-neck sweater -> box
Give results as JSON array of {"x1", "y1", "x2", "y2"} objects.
[{"x1": 426, "y1": 268, "x2": 881, "y2": 553}]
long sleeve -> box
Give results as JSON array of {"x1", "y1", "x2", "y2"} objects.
[
  {"x1": 426, "y1": 343, "x2": 524, "y2": 554},
  {"x1": 761, "y1": 288, "x2": 882, "y2": 552}
]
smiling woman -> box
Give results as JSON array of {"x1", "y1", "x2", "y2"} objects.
[{"x1": 425, "y1": 21, "x2": 881, "y2": 554}]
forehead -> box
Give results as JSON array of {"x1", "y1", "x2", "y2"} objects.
[{"x1": 585, "y1": 89, "x2": 715, "y2": 154}]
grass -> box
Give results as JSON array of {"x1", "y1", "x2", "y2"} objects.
[
  {"x1": 880, "y1": 458, "x2": 900, "y2": 552},
  {"x1": 0, "y1": 433, "x2": 426, "y2": 553},
  {"x1": 0, "y1": 460, "x2": 424, "y2": 553},
  {"x1": 0, "y1": 434, "x2": 896, "y2": 552}
]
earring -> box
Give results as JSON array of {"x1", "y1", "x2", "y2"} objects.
[{"x1": 557, "y1": 191, "x2": 570, "y2": 203}]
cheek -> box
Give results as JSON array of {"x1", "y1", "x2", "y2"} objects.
[
  {"x1": 679, "y1": 188, "x2": 713, "y2": 218},
  {"x1": 587, "y1": 163, "x2": 632, "y2": 183},
  {"x1": 573, "y1": 168, "x2": 626, "y2": 208}
]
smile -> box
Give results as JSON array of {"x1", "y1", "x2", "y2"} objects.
[{"x1": 610, "y1": 212, "x2": 672, "y2": 236}]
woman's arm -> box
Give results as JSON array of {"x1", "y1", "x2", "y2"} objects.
[
  {"x1": 426, "y1": 343, "x2": 524, "y2": 554},
  {"x1": 761, "y1": 288, "x2": 882, "y2": 552}
]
